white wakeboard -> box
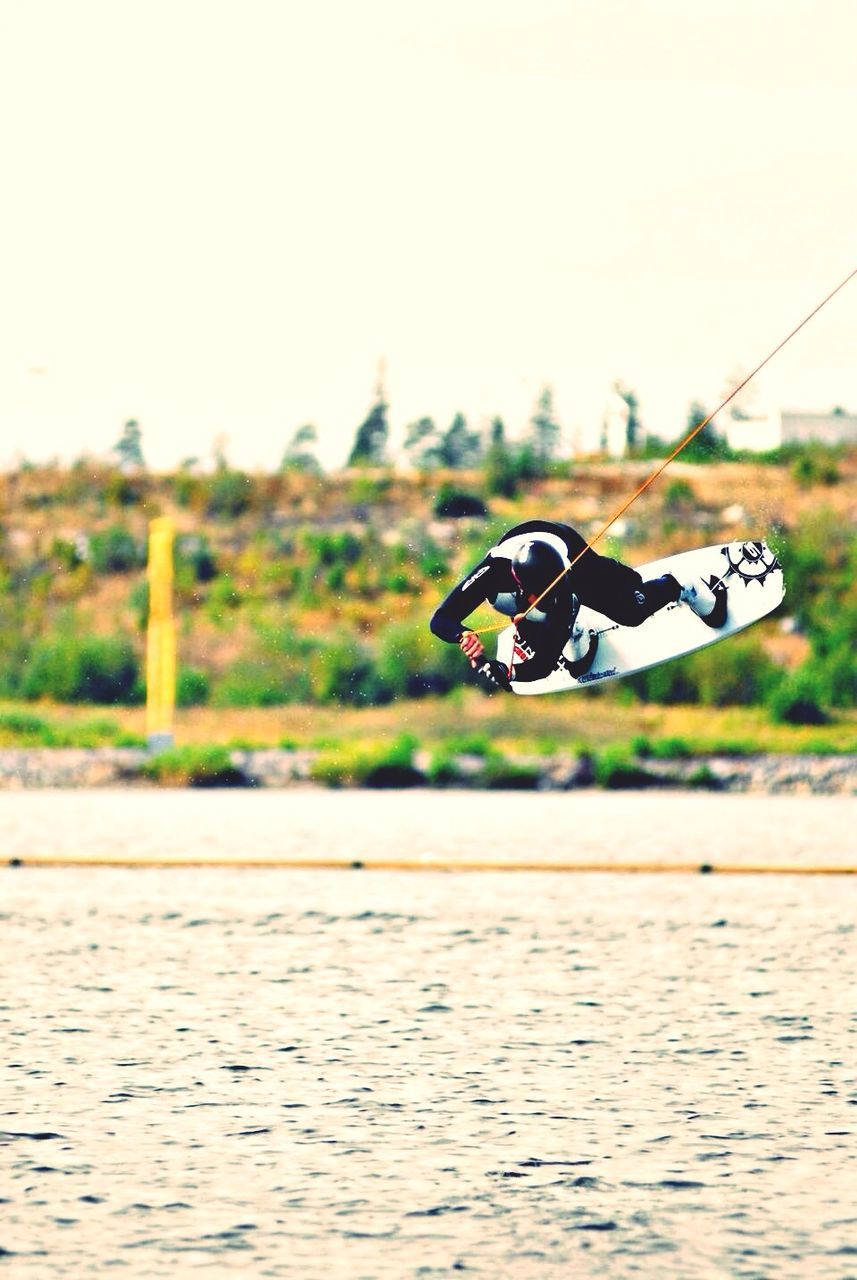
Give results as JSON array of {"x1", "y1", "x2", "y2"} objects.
[{"x1": 496, "y1": 539, "x2": 784, "y2": 696}]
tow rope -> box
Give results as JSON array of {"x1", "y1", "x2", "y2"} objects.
[{"x1": 468, "y1": 264, "x2": 857, "y2": 637}]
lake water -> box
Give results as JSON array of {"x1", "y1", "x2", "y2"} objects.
[{"x1": 2, "y1": 790, "x2": 856, "y2": 1278}]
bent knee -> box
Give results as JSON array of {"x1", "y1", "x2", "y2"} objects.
[{"x1": 608, "y1": 590, "x2": 650, "y2": 627}]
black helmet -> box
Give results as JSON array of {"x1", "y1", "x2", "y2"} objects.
[{"x1": 511, "y1": 539, "x2": 566, "y2": 600}]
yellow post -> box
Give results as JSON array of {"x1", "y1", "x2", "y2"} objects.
[{"x1": 146, "y1": 516, "x2": 176, "y2": 751}]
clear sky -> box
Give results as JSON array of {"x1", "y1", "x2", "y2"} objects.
[{"x1": 2, "y1": 0, "x2": 855, "y2": 470}]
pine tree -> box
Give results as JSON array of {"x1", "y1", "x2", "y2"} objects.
[
  {"x1": 484, "y1": 416, "x2": 518, "y2": 497},
  {"x1": 348, "y1": 374, "x2": 389, "y2": 466},
  {"x1": 281, "y1": 424, "x2": 321, "y2": 473},
  {"x1": 529, "y1": 386, "x2": 560, "y2": 468},
  {"x1": 614, "y1": 383, "x2": 641, "y2": 450},
  {"x1": 439, "y1": 413, "x2": 482, "y2": 468},
  {"x1": 403, "y1": 417, "x2": 440, "y2": 468},
  {"x1": 679, "y1": 400, "x2": 727, "y2": 461},
  {"x1": 114, "y1": 419, "x2": 144, "y2": 469}
]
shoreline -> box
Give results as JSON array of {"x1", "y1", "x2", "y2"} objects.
[{"x1": 0, "y1": 746, "x2": 854, "y2": 794}]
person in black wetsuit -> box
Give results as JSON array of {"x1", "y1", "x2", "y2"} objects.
[{"x1": 429, "y1": 519, "x2": 726, "y2": 690}]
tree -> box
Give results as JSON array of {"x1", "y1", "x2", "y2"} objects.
[
  {"x1": 614, "y1": 383, "x2": 641, "y2": 450},
  {"x1": 281, "y1": 423, "x2": 321, "y2": 473},
  {"x1": 348, "y1": 379, "x2": 389, "y2": 466},
  {"x1": 678, "y1": 400, "x2": 729, "y2": 461},
  {"x1": 528, "y1": 385, "x2": 561, "y2": 467},
  {"x1": 438, "y1": 412, "x2": 482, "y2": 468},
  {"x1": 212, "y1": 434, "x2": 230, "y2": 470},
  {"x1": 403, "y1": 417, "x2": 441, "y2": 469},
  {"x1": 484, "y1": 416, "x2": 519, "y2": 498},
  {"x1": 114, "y1": 419, "x2": 144, "y2": 470}
]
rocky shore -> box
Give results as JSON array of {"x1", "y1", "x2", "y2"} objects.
[{"x1": 0, "y1": 747, "x2": 854, "y2": 794}]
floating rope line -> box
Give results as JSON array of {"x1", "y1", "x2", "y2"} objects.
[
  {"x1": 469, "y1": 265, "x2": 857, "y2": 636},
  {"x1": 4, "y1": 855, "x2": 856, "y2": 874}
]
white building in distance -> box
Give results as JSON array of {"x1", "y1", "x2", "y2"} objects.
[{"x1": 717, "y1": 408, "x2": 857, "y2": 452}]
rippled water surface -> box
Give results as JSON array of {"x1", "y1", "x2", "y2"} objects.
[{"x1": 2, "y1": 791, "x2": 856, "y2": 1277}]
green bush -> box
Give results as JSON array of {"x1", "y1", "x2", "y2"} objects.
[
  {"x1": 129, "y1": 578, "x2": 149, "y2": 628},
  {"x1": 0, "y1": 633, "x2": 30, "y2": 700},
  {"x1": 444, "y1": 732, "x2": 493, "y2": 757},
  {"x1": 426, "y1": 734, "x2": 499, "y2": 786},
  {"x1": 0, "y1": 710, "x2": 130, "y2": 747},
  {"x1": 212, "y1": 659, "x2": 304, "y2": 707},
  {"x1": 0, "y1": 710, "x2": 51, "y2": 743},
  {"x1": 176, "y1": 667, "x2": 211, "y2": 707},
  {"x1": 419, "y1": 545, "x2": 450, "y2": 580},
  {"x1": 206, "y1": 468, "x2": 252, "y2": 518},
  {"x1": 690, "y1": 637, "x2": 781, "y2": 707},
  {"x1": 89, "y1": 525, "x2": 143, "y2": 573},
  {"x1": 629, "y1": 635, "x2": 780, "y2": 707},
  {"x1": 704, "y1": 739, "x2": 758, "y2": 757},
  {"x1": 594, "y1": 746, "x2": 660, "y2": 789},
  {"x1": 50, "y1": 537, "x2": 85, "y2": 571},
  {"x1": 626, "y1": 657, "x2": 700, "y2": 704},
  {"x1": 631, "y1": 735, "x2": 692, "y2": 759},
  {"x1": 363, "y1": 758, "x2": 425, "y2": 789},
  {"x1": 686, "y1": 764, "x2": 721, "y2": 790},
  {"x1": 384, "y1": 570, "x2": 415, "y2": 594},
  {"x1": 484, "y1": 446, "x2": 521, "y2": 498},
  {"x1": 433, "y1": 484, "x2": 488, "y2": 518},
  {"x1": 310, "y1": 734, "x2": 425, "y2": 788},
  {"x1": 210, "y1": 629, "x2": 382, "y2": 707},
  {"x1": 375, "y1": 621, "x2": 460, "y2": 699},
  {"x1": 773, "y1": 509, "x2": 854, "y2": 635},
  {"x1": 176, "y1": 535, "x2": 218, "y2": 582},
  {"x1": 22, "y1": 634, "x2": 142, "y2": 704},
  {"x1": 426, "y1": 747, "x2": 466, "y2": 786},
  {"x1": 104, "y1": 472, "x2": 144, "y2": 507},
  {"x1": 767, "y1": 666, "x2": 829, "y2": 726},
  {"x1": 347, "y1": 474, "x2": 391, "y2": 507},
  {"x1": 671, "y1": 422, "x2": 733, "y2": 463},
  {"x1": 142, "y1": 744, "x2": 248, "y2": 787},
  {"x1": 663, "y1": 479, "x2": 695, "y2": 510},
  {"x1": 816, "y1": 645, "x2": 857, "y2": 708},
  {"x1": 310, "y1": 636, "x2": 383, "y2": 705},
  {"x1": 791, "y1": 451, "x2": 840, "y2": 489},
  {"x1": 62, "y1": 716, "x2": 125, "y2": 746},
  {"x1": 302, "y1": 530, "x2": 363, "y2": 569},
  {"x1": 206, "y1": 575, "x2": 243, "y2": 622},
  {"x1": 173, "y1": 470, "x2": 200, "y2": 508},
  {"x1": 480, "y1": 757, "x2": 541, "y2": 790}
]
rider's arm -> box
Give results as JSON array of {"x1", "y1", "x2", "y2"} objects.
[{"x1": 429, "y1": 556, "x2": 502, "y2": 643}]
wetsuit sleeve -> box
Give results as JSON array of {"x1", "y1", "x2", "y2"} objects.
[{"x1": 429, "y1": 556, "x2": 503, "y2": 643}]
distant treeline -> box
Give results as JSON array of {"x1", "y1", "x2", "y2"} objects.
[{"x1": 105, "y1": 394, "x2": 851, "y2": 488}]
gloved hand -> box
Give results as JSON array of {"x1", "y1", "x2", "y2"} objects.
[{"x1": 479, "y1": 659, "x2": 513, "y2": 692}]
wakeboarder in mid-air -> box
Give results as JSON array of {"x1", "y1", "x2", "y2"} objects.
[{"x1": 430, "y1": 519, "x2": 725, "y2": 690}]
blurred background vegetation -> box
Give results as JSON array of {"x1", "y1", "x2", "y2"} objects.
[{"x1": 0, "y1": 409, "x2": 855, "y2": 745}]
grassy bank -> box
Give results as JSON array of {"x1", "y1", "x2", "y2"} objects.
[{"x1": 3, "y1": 695, "x2": 855, "y2": 756}]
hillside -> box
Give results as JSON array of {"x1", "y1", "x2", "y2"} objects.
[{"x1": 0, "y1": 449, "x2": 854, "y2": 723}]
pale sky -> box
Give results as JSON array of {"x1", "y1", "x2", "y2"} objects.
[{"x1": 2, "y1": 0, "x2": 856, "y2": 470}]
